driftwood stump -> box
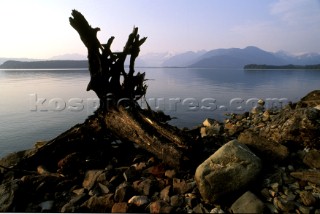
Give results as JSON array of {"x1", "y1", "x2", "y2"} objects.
[{"x1": 12, "y1": 10, "x2": 198, "y2": 170}]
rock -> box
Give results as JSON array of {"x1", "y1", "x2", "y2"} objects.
[
  {"x1": 210, "y1": 207, "x2": 225, "y2": 213},
  {"x1": 299, "y1": 191, "x2": 317, "y2": 206},
  {"x1": 273, "y1": 197, "x2": 295, "y2": 212},
  {"x1": 38, "y1": 200, "x2": 54, "y2": 212},
  {"x1": 128, "y1": 195, "x2": 149, "y2": 207},
  {"x1": 251, "y1": 105, "x2": 264, "y2": 114},
  {"x1": 123, "y1": 166, "x2": 138, "y2": 182},
  {"x1": 303, "y1": 150, "x2": 320, "y2": 169},
  {"x1": 259, "y1": 107, "x2": 320, "y2": 149},
  {"x1": 80, "y1": 194, "x2": 114, "y2": 213},
  {"x1": 133, "y1": 178, "x2": 156, "y2": 196},
  {"x1": 184, "y1": 193, "x2": 198, "y2": 208},
  {"x1": 114, "y1": 182, "x2": 134, "y2": 202},
  {"x1": 296, "y1": 90, "x2": 320, "y2": 108},
  {"x1": 224, "y1": 122, "x2": 244, "y2": 136},
  {"x1": 193, "y1": 203, "x2": 209, "y2": 213},
  {"x1": 203, "y1": 118, "x2": 216, "y2": 127},
  {"x1": 172, "y1": 178, "x2": 193, "y2": 194},
  {"x1": 165, "y1": 169, "x2": 176, "y2": 179},
  {"x1": 160, "y1": 185, "x2": 172, "y2": 203},
  {"x1": 195, "y1": 140, "x2": 262, "y2": 203},
  {"x1": 298, "y1": 205, "x2": 313, "y2": 214},
  {"x1": 200, "y1": 127, "x2": 207, "y2": 138},
  {"x1": 111, "y1": 202, "x2": 129, "y2": 213},
  {"x1": 149, "y1": 200, "x2": 173, "y2": 213},
  {"x1": 82, "y1": 170, "x2": 104, "y2": 190},
  {"x1": 238, "y1": 130, "x2": 289, "y2": 161},
  {"x1": 57, "y1": 152, "x2": 84, "y2": 176},
  {"x1": 34, "y1": 140, "x2": 48, "y2": 149},
  {"x1": 0, "y1": 180, "x2": 21, "y2": 212},
  {"x1": 61, "y1": 193, "x2": 89, "y2": 212},
  {"x1": 230, "y1": 191, "x2": 265, "y2": 213},
  {"x1": 290, "y1": 171, "x2": 320, "y2": 185},
  {"x1": 170, "y1": 195, "x2": 184, "y2": 207}
]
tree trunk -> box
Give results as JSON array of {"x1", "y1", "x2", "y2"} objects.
[{"x1": 11, "y1": 10, "x2": 198, "y2": 171}]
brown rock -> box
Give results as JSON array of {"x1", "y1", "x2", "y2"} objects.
[
  {"x1": 170, "y1": 195, "x2": 184, "y2": 207},
  {"x1": 238, "y1": 130, "x2": 289, "y2": 161},
  {"x1": 296, "y1": 90, "x2": 320, "y2": 108},
  {"x1": 111, "y1": 202, "x2": 129, "y2": 213},
  {"x1": 300, "y1": 191, "x2": 317, "y2": 206},
  {"x1": 172, "y1": 178, "x2": 193, "y2": 194},
  {"x1": 81, "y1": 194, "x2": 114, "y2": 213},
  {"x1": 290, "y1": 171, "x2": 320, "y2": 185},
  {"x1": 128, "y1": 195, "x2": 149, "y2": 207},
  {"x1": 133, "y1": 178, "x2": 156, "y2": 196},
  {"x1": 303, "y1": 150, "x2": 320, "y2": 169},
  {"x1": 273, "y1": 197, "x2": 295, "y2": 212},
  {"x1": 160, "y1": 185, "x2": 172, "y2": 203},
  {"x1": 149, "y1": 200, "x2": 173, "y2": 213},
  {"x1": 82, "y1": 170, "x2": 104, "y2": 190},
  {"x1": 114, "y1": 182, "x2": 134, "y2": 202}
]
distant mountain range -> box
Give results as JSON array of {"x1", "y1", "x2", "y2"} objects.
[
  {"x1": 0, "y1": 60, "x2": 88, "y2": 69},
  {"x1": 160, "y1": 46, "x2": 320, "y2": 68},
  {"x1": 1, "y1": 46, "x2": 320, "y2": 69}
]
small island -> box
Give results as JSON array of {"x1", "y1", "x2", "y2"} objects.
[{"x1": 244, "y1": 64, "x2": 320, "y2": 70}]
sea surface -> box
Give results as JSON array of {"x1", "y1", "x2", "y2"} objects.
[{"x1": 0, "y1": 67, "x2": 320, "y2": 157}]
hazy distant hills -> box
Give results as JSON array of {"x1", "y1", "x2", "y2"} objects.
[
  {"x1": 0, "y1": 60, "x2": 88, "y2": 69},
  {"x1": 161, "y1": 46, "x2": 320, "y2": 68},
  {"x1": 1, "y1": 46, "x2": 320, "y2": 69}
]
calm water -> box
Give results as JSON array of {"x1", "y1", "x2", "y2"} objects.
[{"x1": 0, "y1": 68, "x2": 320, "y2": 157}]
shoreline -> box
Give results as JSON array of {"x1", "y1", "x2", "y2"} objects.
[{"x1": 0, "y1": 90, "x2": 320, "y2": 212}]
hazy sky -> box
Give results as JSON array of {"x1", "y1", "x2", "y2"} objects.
[{"x1": 1, "y1": 0, "x2": 320, "y2": 59}]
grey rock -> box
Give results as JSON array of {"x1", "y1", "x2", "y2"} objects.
[
  {"x1": 230, "y1": 191, "x2": 265, "y2": 213},
  {"x1": 195, "y1": 140, "x2": 262, "y2": 203}
]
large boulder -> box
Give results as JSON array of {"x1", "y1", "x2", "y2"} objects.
[{"x1": 194, "y1": 140, "x2": 262, "y2": 203}]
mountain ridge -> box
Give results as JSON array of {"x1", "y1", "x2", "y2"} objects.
[{"x1": 1, "y1": 47, "x2": 320, "y2": 69}]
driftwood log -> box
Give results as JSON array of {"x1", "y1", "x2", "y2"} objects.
[{"x1": 12, "y1": 10, "x2": 198, "y2": 170}]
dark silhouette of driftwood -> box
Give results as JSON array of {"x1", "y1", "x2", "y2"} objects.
[{"x1": 11, "y1": 10, "x2": 197, "y2": 171}]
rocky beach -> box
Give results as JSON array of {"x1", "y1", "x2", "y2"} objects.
[{"x1": 0, "y1": 90, "x2": 320, "y2": 213}]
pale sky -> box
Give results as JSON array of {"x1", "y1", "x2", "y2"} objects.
[{"x1": 0, "y1": 0, "x2": 320, "y2": 59}]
